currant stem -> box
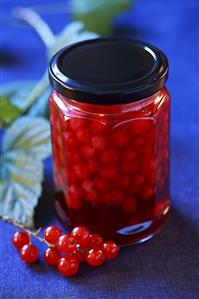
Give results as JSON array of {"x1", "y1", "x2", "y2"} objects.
[
  {"x1": 12, "y1": 7, "x2": 55, "y2": 48},
  {"x1": 0, "y1": 215, "x2": 54, "y2": 247}
]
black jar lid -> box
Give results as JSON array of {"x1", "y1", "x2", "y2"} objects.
[{"x1": 49, "y1": 38, "x2": 168, "y2": 105}]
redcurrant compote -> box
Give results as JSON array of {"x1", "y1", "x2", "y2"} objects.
[{"x1": 49, "y1": 38, "x2": 171, "y2": 246}]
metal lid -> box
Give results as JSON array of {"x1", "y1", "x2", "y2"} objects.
[{"x1": 49, "y1": 38, "x2": 168, "y2": 104}]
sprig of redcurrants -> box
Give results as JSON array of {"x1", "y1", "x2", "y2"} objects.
[{"x1": 12, "y1": 224, "x2": 119, "y2": 277}]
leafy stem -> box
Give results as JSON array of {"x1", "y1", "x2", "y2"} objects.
[
  {"x1": 13, "y1": 7, "x2": 55, "y2": 48},
  {"x1": 0, "y1": 214, "x2": 54, "y2": 247},
  {"x1": 22, "y1": 72, "x2": 49, "y2": 112}
]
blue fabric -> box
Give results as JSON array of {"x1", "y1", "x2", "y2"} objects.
[{"x1": 0, "y1": 1, "x2": 199, "y2": 298}]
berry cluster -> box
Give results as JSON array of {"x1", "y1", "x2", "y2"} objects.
[{"x1": 12, "y1": 225, "x2": 119, "y2": 277}]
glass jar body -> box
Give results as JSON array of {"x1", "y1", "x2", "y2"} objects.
[{"x1": 49, "y1": 88, "x2": 171, "y2": 246}]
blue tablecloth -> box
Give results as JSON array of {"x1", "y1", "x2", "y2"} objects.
[{"x1": 1, "y1": 1, "x2": 199, "y2": 298}]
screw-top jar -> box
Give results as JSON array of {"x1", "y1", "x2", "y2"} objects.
[{"x1": 49, "y1": 38, "x2": 170, "y2": 246}]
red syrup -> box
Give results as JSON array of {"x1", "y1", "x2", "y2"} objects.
[{"x1": 50, "y1": 88, "x2": 171, "y2": 246}]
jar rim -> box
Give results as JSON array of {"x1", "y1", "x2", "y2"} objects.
[{"x1": 49, "y1": 38, "x2": 168, "y2": 105}]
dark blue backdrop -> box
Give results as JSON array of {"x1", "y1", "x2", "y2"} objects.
[{"x1": 0, "y1": 1, "x2": 199, "y2": 299}]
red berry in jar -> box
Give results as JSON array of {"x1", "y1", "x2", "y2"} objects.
[
  {"x1": 87, "y1": 159, "x2": 98, "y2": 174},
  {"x1": 70, "y1": 118, "x2": 87, "y2": 130},
  {"x1": 93, "y1": 176, "x2": 109, "y2": 192},
  {"x1": 20, "y1": 244, "x2": 39, "y2": 263},
  {"x1": 130, "y1": 174, "x2": 145, "y2": 192},
  {"x1": 119, "y1": 175, "x2": 130, "y2": 189},
  {"x1": 100, "y1": 149, "x2": 119, "y2": 165},
  {"x1": 85, "y1": 189, "x2": 98, "y2": 205},
  {"x1": 90, "y1": 122, "x2": 106, "y2": 133},
  {"x1": 63, "y1": 132, "x2": 77, "y2": 149},
  {"x1": 91, "y1": 135, "x2": 106, "y2": 151},
  {"x1": 44, "y1": 226, "x2": 62, "y2": 245},
  {"x1": 103, "y1": 191, "x2": 124, "y2": 206},
  {"x1": 74, "y1": 163, "x2": 89, "y2": 180},
  {"x1": 58, "y1": 256, "x2": 79, "y2": 276},
  {"x1": 122, "y1": 161, "x2": 138, "y2": 175},
  {"x1": 101, "y1": 166, "x2": 118, "y2": 180},
  {"x1": 82, "y1": 180, "x2": 94, "y2": 192},
  {"x1": 80, "y1": 144, "x2": 96, "y2": 159},
  {"x1": 69, "y1": 184, "x2": 83, "y2": 200},
  {"x1": 12, "y1": 231, "x2": 30, "y2": 250},
  {"x1": 67, "y1": 169, "x2": 79, "y2": 185},
  {"x1": 113, "y1": 127, "x2": 130, "y2": 148},
  {"x1": 122, "y1": 149, "x2": 136, "y2": 162},
  {"x1": 66, "y1": 192, "x2": 82, "y2": 210},
  {"x1": 130, "y1": 119, "x2": 150, "y2": 135},
  {"x1": 76, "y1": 128, "x2": 90, "y2": 143},
  {"x1": 123, "y1": 196, "x2": 138, "y2": 213}
]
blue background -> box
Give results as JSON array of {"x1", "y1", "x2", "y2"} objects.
[{"x1": 0, "y1": 1, "x2": 199, "y2": 298}]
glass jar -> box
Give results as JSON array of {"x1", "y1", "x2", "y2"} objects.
[{"x1": 49, "y1": 38, "x2": 170, "y2": 246}]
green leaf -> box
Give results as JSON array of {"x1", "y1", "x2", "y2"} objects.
[
  {"x1": 0, "y1": 81, "x2": 50, "y2": 127},
  {"x1": 2, "y1": 116, "x2": 51, "y2": 159},
  {"x1": 28, "y1": 86, "x2": 51, "y2": 118},
  {"x1": 0, "y1": 96, "x2": 21, "y2": 127},
  {"x1": 71, "y1": 0, "x2": 132, "y2": 35},
  {"x1": 0, "y1": 116, "x2": 51, "y2": 226},
  {"x1": 0, "y1": 154, "x2": 43, "y2": 227}
]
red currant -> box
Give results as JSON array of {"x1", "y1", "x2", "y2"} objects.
[
  {"x1": 44, "y1": 226, "x2": 62, "y2": 245},
  {"x1": 85, "y1": 190, "x2": 98, "y2": 204},
  {"x1": 71, "y1": 226, "x2": 89, "y2": 246},
  {"x1": 63, "y1": 132, "x2": 77, "y2": 149},
  {"x1": 74, "y1": 163, "x2": 89, "y2": 179},
  {"x1": 44, "y1": 247, "x2": 61, "y2": 266},
  {"x1": 70, "y1": 118, "x2": 86, "y2": 130},
  {"x1": 76, "y1": 128, "x2": 90, "y2": 143},
  {"x1": 119, "y1": 175, "x2": 130, "y2": 189},
  {"x1": 123, "y1": 149, "x2": 136, "y2": 162},
  {"x1": 93, "y1": 176, "x2": 108, "y2": 192},
  {"x1": 123, "y1": 197, "x2": 138, "y2": 213},
  {"x1": 103, "y1": 191, "x2": 123, "y2": 205},
  {"x1": 69, "y1": 184, "x2": 83, "y2": 200},
  {"x1": 20, "y1": 244, "x2": 39, "y2": 263},
  {"x1": 130, "y1": 119, "x2": 150, "y2": 135},
  {"x1": 12, "y1": 231, "x2": 30, "y2": 250},
  {"x1": 58, "y1": 256, "x2": 79, "y2": 277},
  {"x1": 88, "y1": 233, "x2": 103, "y2": 249},
  {"x1": 103, "y1": 241, "x2": 119, "y2": 260},
  {"x1": 82, "y1": 180, "x2": 94, "y2": 192},
  {"x1": 113, "y1": 128, "x2": 130, "y2": 148},
  {"x1": 100, "y1": 149, "x2": 118, "y2": 165},
  {"x1": 122, "y1": 161, "x2": 138, "y2": 175},
  {"x1": 101, "y1": 166, "x2": 118, "y2": 180},
  {"x1": 80, "y1": 144, "x2": 96, "y2": 159},
  {"x1": 86, "y1": 249, "x2": 105, "y2": 266},
  {"x1": 91, "y1": 135, "x2": 106, "y2": 150},
  {"x1": 91, "y1": 122, "x2": 106, "y2": 133},
  {"x1": 66, "y1": 193, "x2": 82, "y2": 210},
  {"x1": 72, "y1": 244, "x2": 87, "y2": 262},
  {"x1": 131, "y1": 174, "x2": 145, "y2": 189},
  {"x1": 141, "y1": 185, "x2": 154, "y2": 201},
  {"x1": 67, "y1": 169, "x2": 79, "y2": 185},
  {"x1": 57, "y1": 234, "x2": 77, "y2": 254},
  {"x1": 87, "y1": 159, "x2": 98, "y2": 174}
]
